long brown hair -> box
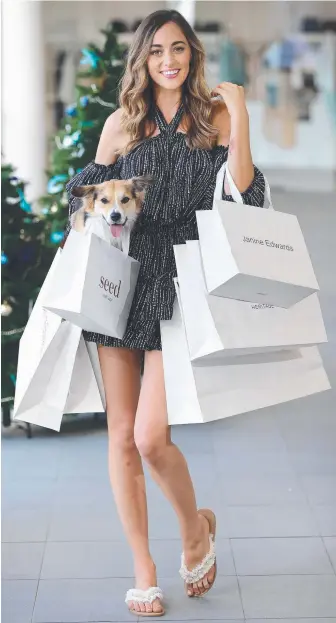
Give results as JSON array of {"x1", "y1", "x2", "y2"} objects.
[{"x1": 118, "y1": 10, "x2": 218, "y2": 154}]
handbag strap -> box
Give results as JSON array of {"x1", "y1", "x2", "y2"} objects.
[{"x1": 213, "y1": 161, "x2": 274, "y2": 210}]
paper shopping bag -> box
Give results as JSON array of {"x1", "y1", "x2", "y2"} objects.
[
  {"x1": 174, "y1": 240, "x2": 327, "y2": 364},
  {"x1": 13, "y1": 321, "x2": 106, "y2": 432},
  {"x1": 44, "y1": 228, "x2": 140, "y2": 338},
  {"x1": 196, "y1": 199, "x2": 319, "y2": 308},
  {"x1": 160, "y1": 290, "x2": 330, "y2": 425},
  {"x1": 13, "y1": 251, "x2": 105, "y2": 431}
]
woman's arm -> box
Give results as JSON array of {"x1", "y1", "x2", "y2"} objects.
[
  {"x1": 62, "y1": 110, "x2": 126, "y2": 245},
  {"x1": 211, "y1": 85, "x2": 255, "y2": 194},
  {"x1": 95, "y1": 108, "x2": 127, "y2": 165}
]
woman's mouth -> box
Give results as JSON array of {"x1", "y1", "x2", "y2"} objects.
[{"x1": 160, "y1": 69, "x2": 180, "y2": 79}]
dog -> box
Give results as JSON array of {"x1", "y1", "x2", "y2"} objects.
[{"x1": 70, "y1": 175, "x2": 154, "y2": 252}]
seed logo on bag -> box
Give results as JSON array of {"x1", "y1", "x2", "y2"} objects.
[
  {"x1": 99, "y1": 276, "x2": 122, "y2": 300},
  {"x1": 243, "y1": 236, "x2": 294, "y2": 252}
]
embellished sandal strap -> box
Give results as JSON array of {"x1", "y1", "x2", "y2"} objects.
[
  {"x1": 125, "y1": 586, "x2": 163, "y2": 605},
  {"x1": 179, "y1": 534, "x2": 216, "y2": 583}
]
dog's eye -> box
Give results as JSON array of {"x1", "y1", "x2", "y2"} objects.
[
  {"x1": 100, "y1": 197, "x2": 109, "y2": 204},
  {"x1": 121, "y1": 196, "x2": 130, "y2": 204}
]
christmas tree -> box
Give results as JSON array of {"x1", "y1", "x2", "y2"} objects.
[
  {"x1": 40, "y1": 23, "x2": 126, "y2": 245},
  {"x1": 1, "y1": 164, "x2": 52, "y2": 426}
]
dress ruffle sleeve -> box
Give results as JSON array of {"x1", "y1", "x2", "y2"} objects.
[{"x1": 63, "y1": 159, "x2": 122, "y2": 243}]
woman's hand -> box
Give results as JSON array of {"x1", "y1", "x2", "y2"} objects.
[{"x1": 211, "y1": 82, "x2": 248, "y2": 124}]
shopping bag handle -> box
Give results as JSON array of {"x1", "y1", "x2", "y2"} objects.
[{"x1": 213, "y1": 162, "x2": 274, "y2": 210}]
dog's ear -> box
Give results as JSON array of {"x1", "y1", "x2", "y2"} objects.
[
  {"x1": 71, "y1": 184, "x2": 96, "y2": 199},
  {"x1": 131, "y1": 175, "x2": 155, "y2": 195},
  {"x1": 71, "y1": 184, "x2": 96, "y2": 213}
]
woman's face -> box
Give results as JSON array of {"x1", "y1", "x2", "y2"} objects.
[{"x1": 147, "y1": 22, "x2": 191, "y2": 92}]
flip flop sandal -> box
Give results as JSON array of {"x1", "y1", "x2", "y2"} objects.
[
  {"x1": 125, "y1": 586, "x2": 165, "y2": 617},
  {"x1": 179, "y1": 508, "x2": 217, "y2": 598}
]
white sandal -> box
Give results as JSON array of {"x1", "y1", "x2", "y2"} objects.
[
  {"x1": 125, "y1": 586, "x2": 165, "y2": 617},
  {"x1": 179, "y1": 508, "x2": 217, "y2": 597}
]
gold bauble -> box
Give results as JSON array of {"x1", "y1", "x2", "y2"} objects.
[
  {"x1": 76, "y1": 70, "x2": 107, "y2": 91},
  {"x1": 1, "y1": 301, "x2": 13, "y2": 316}
]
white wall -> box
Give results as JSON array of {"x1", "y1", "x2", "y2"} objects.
[
  {"x1": 195, "y1": 1, "x2": 336, "y2": 42},
  {"x1": 43, "y1": 1, "x2": 166, "y2": 46}
]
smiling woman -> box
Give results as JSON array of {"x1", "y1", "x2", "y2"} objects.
[
  {"x1": 118, "y1": 11, "x2": 218, "y2": 153},
  {"x1": 64, "y1": 8, "x2": 267, "y2": 619}
]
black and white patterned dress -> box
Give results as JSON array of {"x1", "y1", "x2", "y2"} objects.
[{"x1": 65, "y1": 103, "x2": 266, "y2": 351}]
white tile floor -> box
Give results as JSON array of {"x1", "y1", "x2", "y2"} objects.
[{"x1": 2, "y1": 189, "x2": 336, "y2": 622}]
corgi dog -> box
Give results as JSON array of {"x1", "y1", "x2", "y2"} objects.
[{"x1": 70, "y1": 175, "x2": 154, "y2": 253}]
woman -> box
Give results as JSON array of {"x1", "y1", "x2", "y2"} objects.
[{"x1": 66, "y1": 10, "x2": 267, "y2": 617}]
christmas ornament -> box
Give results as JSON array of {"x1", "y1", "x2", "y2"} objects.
[
  {"x1": 80, "y1": 95, "x2": 89, "y2": 107},
  {"x1": 1, "y1": 301, "x2": 13, "y2": 316},
  {"x1": 50, "y1": 231, "x2": 64, "y2": 244},
  {"x1": 80, "y1": 48, "x2": 100, "y2": 69},
  {"x1": 63, "y1": 131, "x2": 81, "y2": 148},
  {"x1": 6, "y1": 196, "x2": 20, "y2": 205},
  {"x1": 65, "y1": 104, "x2": 77, "y2": 117},
  {"x1": 71, "y1": 144, "x2": 85, "y2": 159},
  {"x1": 1, "y1": 252, "x2": 9, "y2": 265},
  {"x1": 17, "y1": 189, "x2": 32, "y2": 213},
  {"x1": 47, "y1": 175, "x2": 68, "y2": 194}
]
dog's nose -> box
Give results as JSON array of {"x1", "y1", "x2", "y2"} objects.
[{"x1": 110, "y1": 211, "x2": 121, "y2": 223}]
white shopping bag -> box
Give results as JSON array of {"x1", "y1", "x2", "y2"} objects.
[
  {"x1": 174, "y1": 240, "x2": 327, "y2": 364},
  {"x1": 13, "y1": 251, "x2": 105, "y2": 432},
  {"x1": 44, "y1": 222, "x2": 140, "y2": 338},
  {"x1": 160, "y1": 285, "x2": 330, "y2": 425},
  {"x1": 196, "y1": 162, "x2": 319, "y2": 308}
]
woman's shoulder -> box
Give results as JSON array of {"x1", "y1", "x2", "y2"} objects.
[
  {"x1": 96, "y1": 108, "x2": 129, "y2": 164},
  {"x1": 103, "y1": 108, "x2": 129, "y2": 142},
  {"x1": 210, "y1": 99, "x2": 230, "y2": 147}
]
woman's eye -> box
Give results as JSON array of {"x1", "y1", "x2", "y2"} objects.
[
  {"x1": 174, "y1": 46, "x2": 185, "y2": 53},
  {"x1": 101, "y1": 197, "x2": 109, "y2": 204},
  {"x1": 121, "y1": 196, "x2": 130, "y2": 204},
  {"x1": 150, "y1": 50, "x2": 162, "y2": 56}
]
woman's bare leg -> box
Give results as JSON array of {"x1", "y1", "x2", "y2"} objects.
[
  {"x1": 98, "y1": 346, "x2": 163, "y2": 614},
  {"x1": 134, "y1": 350, "x2": 216, "y2": 597}
]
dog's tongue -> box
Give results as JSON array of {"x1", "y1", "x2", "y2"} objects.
[{"x1": 110, "y1": 224, "x2": 123, "y2": 238}]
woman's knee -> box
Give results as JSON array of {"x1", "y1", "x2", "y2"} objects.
[
  {"x1": 107, "y1": 412, "x2": 136, "y2": 452},
  {"x1": 134, "y1": 422, "x2": 170, "y2": 464}
]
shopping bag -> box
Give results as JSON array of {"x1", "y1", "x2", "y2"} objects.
[
  {"x1": 43, "y1": 221, "x2": 140, "y2": 338},
  {"x1": 174, "y1": 240, "x2": 327, "y2": 364},
  {"x1": 14, "y1": 321, "x2": 105, "y2": 432},
  {"x1": 160, "y1": 284, "x2": 330, "y2": 425},
  {"x1": 13, "y1": 251, "x2": 105, "y2": 432},
  {"x1": 196, "y1": 162, "x2": 319, "y2": 308}
]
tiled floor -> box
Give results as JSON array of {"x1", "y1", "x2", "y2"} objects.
[{"x1": 2, "y1": 189, "x2": 336, "y2": 622}]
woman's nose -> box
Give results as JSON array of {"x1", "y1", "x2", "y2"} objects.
[{"x1": 162, "y1": 51, "x2": 174, "y2": 66}]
